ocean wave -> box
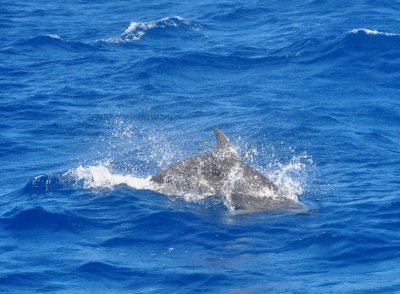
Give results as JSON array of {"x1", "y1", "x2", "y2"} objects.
[
  {"x1": 15, "y1": 34, "x2": 101, "y2": 52},
  {"x1": 342, "y1": 28, "x2": 400, "y2": 49},
  {"x1": 23, "y1": 172, "x2": 78, "y2": 194},
  {"x1": 111, "y1": 27, "x2": 400, "y2": 73},
  {"x1": 280, "y1": 28, "x2": 400, "y2": 64},
  {"x1": 1, "y1": 207, "x2": 90, "y2": 232},
  {"x1": 131, "y1": 53, "x2": 281, "y2": 74},
  {"x1": 76, "y1": 261, "x2": 134, "y2": 276},
  {"x1": 210, "y1": 6, "x2": 271, "y2": 22},
  {"x1": 101, "y1": 16, "x2": 203, "y2": 43},
  {"x1": 75, "y1": 260, "x2": 226, "y2": 288},
  {"x1": 0, "y1": 271, "x2": 58, "y2": 291}
]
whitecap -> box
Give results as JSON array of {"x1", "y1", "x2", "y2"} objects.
[
  {"x1": 43, "y1": 34, "x2": 62, "y2": 39},
  {"x1": 349, "y1": 28, "x2": 397, "y2": 36},
  {"x1": 101, "y1": 16, "x2": 203, "y2": 43}
]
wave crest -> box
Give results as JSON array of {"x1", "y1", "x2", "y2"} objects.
[
  {"x1": 103, "y1": 16, "x2": 203, "y2": 43},
  {"x1": 281, "y1": 27, "x2": 400, "y2": 64},
  {"x1": 16, "y1": 34, "x2": 100, "y2": 52},
  {"x1": 349, "y1": 28, "x2": 397, "y2": 37},
  {"x1": 2, "y1": 207, "x2": 89, "y2": 232}
]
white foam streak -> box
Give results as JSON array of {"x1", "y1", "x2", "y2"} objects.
[
  {"x1": 349, "y1": 28, "x2": 396, "y2": 36},
  {"x1": 44, "y1": 34, "x2": 62, "y2": 39},
  {"x1": 71, "y1": 165, "x2": 154, "y2": 190}
]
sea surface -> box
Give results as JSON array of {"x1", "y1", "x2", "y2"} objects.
[{"x1": 1, "y1": 0, "x2": 400, "y2": 293}]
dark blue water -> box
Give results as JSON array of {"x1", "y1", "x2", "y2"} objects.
[{"x1": 1, "y1": 1, "x2": 400, "y2": 292}]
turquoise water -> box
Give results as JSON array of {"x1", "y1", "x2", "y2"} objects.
[{"x1": 1, "y1": 1, "x2": 400, "y2": 292}]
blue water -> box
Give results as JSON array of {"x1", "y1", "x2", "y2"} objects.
[{"x1": 1, "y1": 0, "x2": 400, "y2": 292}]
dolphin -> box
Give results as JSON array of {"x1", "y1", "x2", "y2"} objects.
[{"x1": 150, "y1": 128, "x2": 305, "y2": 212}]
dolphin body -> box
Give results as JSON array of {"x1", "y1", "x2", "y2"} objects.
[{"x1": 150, "y1": 128, "x2": 305, "y2": 212}]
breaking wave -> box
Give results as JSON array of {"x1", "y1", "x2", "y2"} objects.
[
  {"x1": 349, "y1": 28, "x2": 397, "y2": 36},
  {"x1": 101, "y1": 16, "x2": 203, "y2": 43}
]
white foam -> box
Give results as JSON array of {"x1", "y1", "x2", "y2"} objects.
[
  {"x1": 44, "y1": 34, "x2": 62, "y2": 39},
  {"x1": 70, "y1": 164, "x2": 154, "y2": 190},
  {"x1": 349, "y1": 28, "x2": 396, "y2": 36}
]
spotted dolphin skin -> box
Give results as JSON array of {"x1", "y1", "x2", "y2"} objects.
[{"x1": 150, "y1": 128, "x2": 305, "y2": 212}]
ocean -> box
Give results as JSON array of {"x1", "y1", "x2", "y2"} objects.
[{"x1": 1, "y1": 0, "x2": 400, "y2": 292}]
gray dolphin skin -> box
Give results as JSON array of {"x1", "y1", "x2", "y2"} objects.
[{"x1": 150, "y1": 128, "x2": 305, "y2": 212}]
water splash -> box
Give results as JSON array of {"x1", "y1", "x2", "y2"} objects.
[
  {"x1": 26, "y1": 119, "x2": 313, "y2": 212},
  {"x1": 268, "y1": 153, "x2": 313, "y2": 200},
  {"x1": 65, "y1": 147, "x2": 312, "y2": 212}
]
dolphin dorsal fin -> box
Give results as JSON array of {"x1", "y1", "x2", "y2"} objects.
[
  {"x1": 213, "y1": 128, "x2": 239, "y2": 158},
  {"x1": 214, "y1": 128, "x2": 231, "y2": 150}
]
